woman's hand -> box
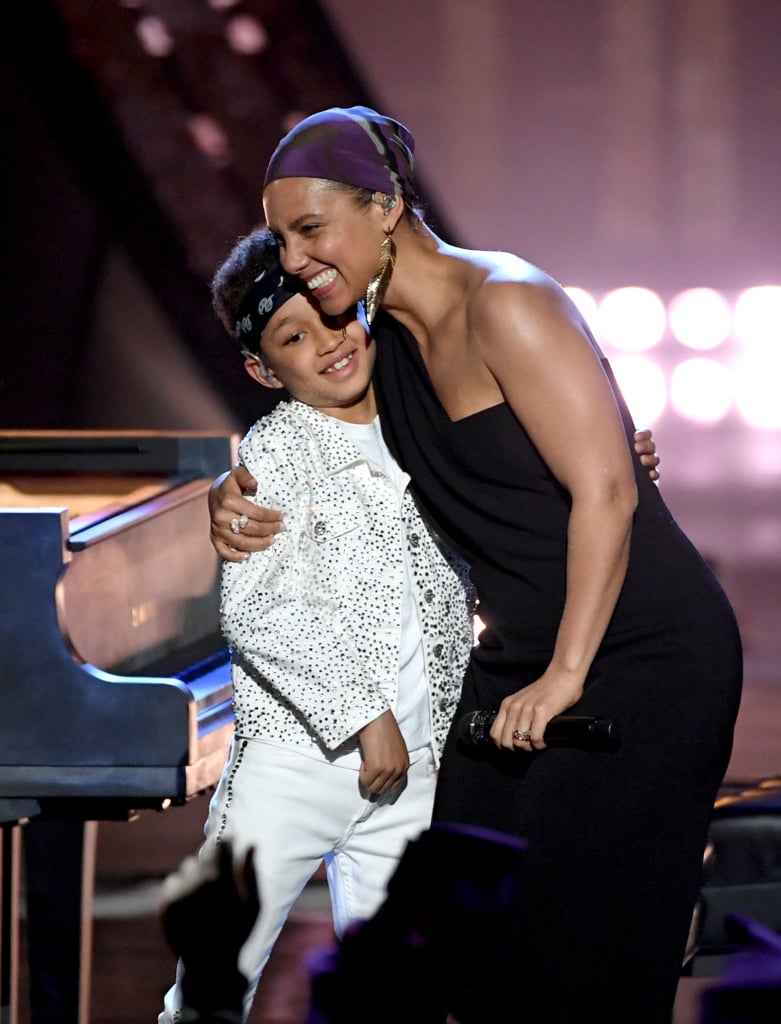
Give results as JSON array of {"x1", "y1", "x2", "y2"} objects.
[
  {"x1": 208, "y1": 465, "x2": 284, "y2": 562},
  {"x1": 633, "y1": 428, "x2": 660, "y2": 481},
  {"x1": 490, "y1": 670, "x2": 584, "y2": 752}
]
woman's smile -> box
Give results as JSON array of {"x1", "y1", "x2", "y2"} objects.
[{"x1": 306, "y1": 268, "x2": 338, "y2": 297}]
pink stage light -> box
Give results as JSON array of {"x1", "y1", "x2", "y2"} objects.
[
  {"x1": 734, "y1": 352, "x2": 781, "y2": 429},
  {"x1": 597, "y1": 288, "x2": 666, "y2": 352},
  {"x1": 135, "y1": 15, "x2": 174, "y2": 57},
  {"x1": 668, "y1": 288, "x2": 732, "y2": 351},
  {"x1": 564, "y1": 287, "x2": 599, "y2": 333},
  {"x1": 225, "y1": 15, "x2": 268, "y2": 55},
  {"x1": 670, "y1": 358, "x2": 733, "y2": 423},
  {"x1": 734, "y1": 286, "x2": 781, "y2": 352},
  {"x1": 610, "y1": 355, "x2": 667, "y2": 426}
]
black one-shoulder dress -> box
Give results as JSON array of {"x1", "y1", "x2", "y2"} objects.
[{"x1": 373, "y1": 311, "x2": 743, "y2": 1023}]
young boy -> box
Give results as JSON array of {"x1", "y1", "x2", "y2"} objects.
[{"x1": 159, "y1": 229, "x2": 475, "y2": 1023}]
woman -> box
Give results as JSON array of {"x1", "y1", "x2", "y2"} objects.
[{"x1": 211, "y1": 107, "x2": 742, "y2": 1022}]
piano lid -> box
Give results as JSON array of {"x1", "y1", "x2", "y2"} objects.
[
  {"x1": 1, "y1": 431, "x2": 238, "y2": 674},
  {"x1": 1, "y1": 429, "x2": 237, "y2": 518},
  {"x1": 0, "y1": 431, "x2": 238, "y2": 805}
]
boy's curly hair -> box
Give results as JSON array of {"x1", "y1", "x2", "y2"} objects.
[{"x1": 210, "y1": 227, "x2": 279, "y2": 340}]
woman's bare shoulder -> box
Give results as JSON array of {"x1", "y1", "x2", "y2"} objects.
[{"x1": 465, "y1": 253, "x2": 579, "y2": 339}]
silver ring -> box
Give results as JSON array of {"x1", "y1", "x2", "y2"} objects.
[
  {"x1": 238, "y1": 514, "x2": 249, "y2": 530},
  {"x1": 512, "y1": 729, "x2": 532, "y2": 743},
  {"x1": 230, "y1": 517, "x2": 240, "y2": 535}
]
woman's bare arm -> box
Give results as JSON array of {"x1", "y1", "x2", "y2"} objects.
[{"x1": 474, "y1": 278, "x2": 638, "y2": 749}]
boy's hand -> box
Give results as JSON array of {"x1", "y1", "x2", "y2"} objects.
[
  {"x1": 358, "y1": 711, "x2": 410, "y2": 795},
  {"x1": 633, "y1": 428, "x2": 660, "y2": 481}
]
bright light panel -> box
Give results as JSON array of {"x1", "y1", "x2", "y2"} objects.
[
  {"x1": 734, "y1": 286, "x2": 781, "y2": 351},
  {"x1": 597, "y1": 288, "x2": 666, "y2": 351},
  {"x1": 670, "y1": 358, "x2": 733, "y2": 423},
  {"x1": 610, "y1": 355, "x2": 667, "y2": 426},
  {"x1": 668, "y1": 288, "x2": 732, "y2": 350},
  {"x1": 734, "y1": 352, "x2": 781, "y2": 429},
  {"x1": 564, "y1": 287, "x2": 599, "y2": 332}
]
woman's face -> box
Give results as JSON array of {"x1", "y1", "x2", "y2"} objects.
[
  {"x1": 249, "y1": 292, "x2": 376, "y2": 422},
  {"x1": 263, "y1": 178, "x2": 386, "y2": 318}
]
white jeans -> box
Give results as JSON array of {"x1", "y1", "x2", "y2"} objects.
[{"x1": 159, "y1": 736, "x2": 437, "y2": 1023}]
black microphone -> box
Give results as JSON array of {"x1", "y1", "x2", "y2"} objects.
[{"x1": 457, "y1": 710, "x2": 620, "y2": 753}]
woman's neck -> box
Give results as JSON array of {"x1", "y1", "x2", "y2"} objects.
[{"x1": 380, "y1": 223, "x2": 473, "y2": 347}]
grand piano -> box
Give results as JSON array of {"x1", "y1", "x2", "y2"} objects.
[{"x1": 0, "y1": 430, "x2": 238, "y2": 1024}]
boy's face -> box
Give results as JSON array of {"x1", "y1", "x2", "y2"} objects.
[{"x1": 245, "y1": 292, "x2": 377, "y2": 423}]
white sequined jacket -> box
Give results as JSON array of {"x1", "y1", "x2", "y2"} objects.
[{"x1": 220, "y1": 399, "x2": 475, "y2": 764}]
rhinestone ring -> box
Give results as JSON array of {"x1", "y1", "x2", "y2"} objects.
[
  {"x1": 238, "y1": 514, "x2": 249, "y2": 530},
  {"x1": 512, "y1": 729, "x2": 532, "y2": 743},
  {"x1": 230, "y1": 517, "x2": 241, "y2": 535}
]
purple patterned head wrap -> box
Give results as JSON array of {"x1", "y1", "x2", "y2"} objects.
[{"x1": 263, "y1": 106, "x2": 416, "y2": 199}]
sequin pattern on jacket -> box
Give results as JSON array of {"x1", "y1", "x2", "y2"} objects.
[{"x1": 220, "y1": 399, "x2": 475, "y2": 764}]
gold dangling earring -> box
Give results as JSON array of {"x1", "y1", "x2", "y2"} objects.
[{"x1": 364, "y1": 228, "x2": 396, "y2": 325}]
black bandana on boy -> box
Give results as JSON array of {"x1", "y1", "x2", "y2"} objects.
[{"x1": 234, "y1": 268, "x2": 301, "y2": 357}]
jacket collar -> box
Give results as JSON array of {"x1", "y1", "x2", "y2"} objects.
[{"x1": 287, "y1": 399, "x2": 373, "y2": 477}]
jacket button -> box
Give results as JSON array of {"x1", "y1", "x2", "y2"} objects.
[
  {"x1": 433, "y1": 644, "x2": 443, "y2": 658},
  {"x1": 314, "y1": 521, "x2": 327, "y2": 539},
  {"x1": 424, "y1": 590, "x2": 434, "y2": 603},
  {"x1": 409, "y1": 533, "x2": 420, "y2": 547}
]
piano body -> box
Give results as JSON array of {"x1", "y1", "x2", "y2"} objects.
[{"x1": 0, "y1": 430, "x2": 238, "y2": 1024}]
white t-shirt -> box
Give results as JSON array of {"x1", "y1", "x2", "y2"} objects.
[{"x1": 336, "y1": 416, "x2": 430, "y2": 766}]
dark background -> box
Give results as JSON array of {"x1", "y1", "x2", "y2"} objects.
[{"x1": 3, "y1": 0, "x2": 780, "y2": 435}]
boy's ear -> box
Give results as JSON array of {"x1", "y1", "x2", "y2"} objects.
[{"x1": 244, "y1": 356, "x2": 284, "y2": 390}]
